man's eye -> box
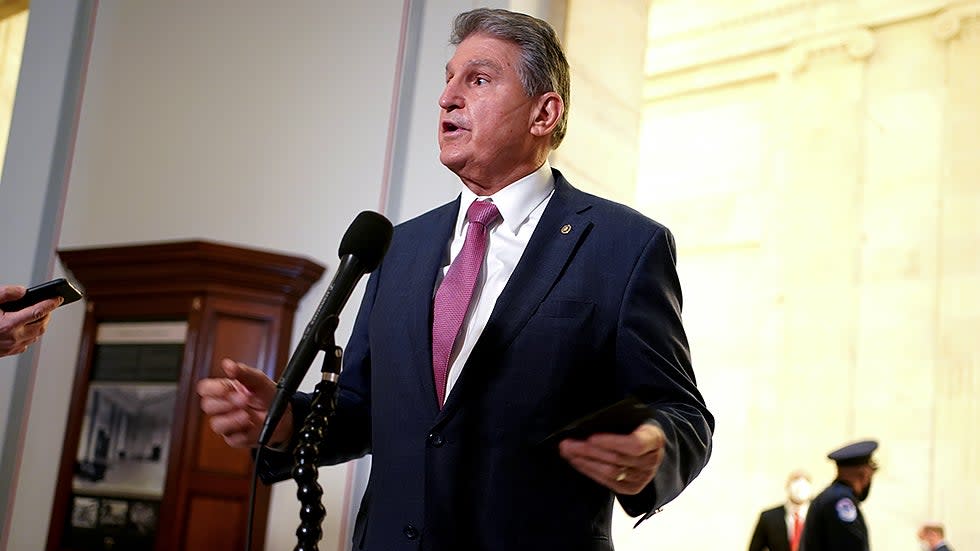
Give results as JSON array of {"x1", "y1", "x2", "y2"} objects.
[{"x1": 474, "y1": 77, "x2": 488, "y2": 85}]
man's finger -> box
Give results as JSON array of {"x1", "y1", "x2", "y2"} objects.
[
  {"x1": 587, "y1": 424, "x2": 665, "y2": 456},
  {"x1": 223, "y1": 431, "x2": 258, "y2": 449},
  {"x1": 0, "y1": 285, "x2": 26, "y2": 303},
  {"x1": 29, "y1": 297, "x2": 62, "y2": 323},
  {"x1": 208, "y1": 410, "x2": 256, "y2": 437},
  {"x1": 560, "y1": 438, "x2": 650, "y2": 469},
  {"x1": 197, "y1": 377, "x2": 237, "y2": 398},
  {"x1": 5, "y1": 298, "x2": 59, "y2": 327},
  {"x1": 199, "y1": 395, "x2": 242, "y2": 416},
  {"x1": 566, "y1": 454, "x2": 620, "y2": 481},
  {"x1": 564, "y1": 453, "x2": 649, "y2": 494},
  {"x1": 222, "y1": 359, "x2": 273, "y2": 396}
]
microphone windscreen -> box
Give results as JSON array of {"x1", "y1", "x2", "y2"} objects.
[{"x1": 338, "y1": 211, "x2": 393, "y2": 271}]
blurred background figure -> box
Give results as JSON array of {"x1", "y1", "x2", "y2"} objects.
[
  {"x1": 800, "y1": 440, "x2": 879, "y2": 551},
  {"x1": 918, "y1": 522, "x2": 953, "y2": 551},
  {"x1": 748, "y1": 470, "x2": 813, "y2": 551}
]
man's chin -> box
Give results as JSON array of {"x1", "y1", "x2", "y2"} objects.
[{"x1": 439, "y1": 151, "x2": 466, "y2": 174}]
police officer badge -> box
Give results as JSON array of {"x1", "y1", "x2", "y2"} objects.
[{"x1": 835, "y1": 498, "x2": 858, "y2": 522}]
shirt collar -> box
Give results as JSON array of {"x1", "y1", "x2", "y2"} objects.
[
  {"x1": 455, "y1": 161, "x2": 555, "y2": 236},
  {"x1": 787, "y1": 502, "x2": 809, "y2": 516}
]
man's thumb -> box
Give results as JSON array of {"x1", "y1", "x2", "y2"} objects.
[
  {"x1": 0, "y1": 286, "x2": 26, "y2": 305},
  {"x1": 221, "y1": 359, "x2": 274, "y2": 396}
]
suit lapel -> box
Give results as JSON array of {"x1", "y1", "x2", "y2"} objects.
[
  {"x1": 439, "y1": 172, "x2": 593, "y2": 417},
  {"x1": 775, "y1": 506, "x2": 791, "y2": 551},
  {"x1": 400, "y1": 197, "x2": 460, "y2": 411}
]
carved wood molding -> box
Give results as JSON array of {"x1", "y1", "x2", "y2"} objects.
[
  {"x1": 58, "y1": 239, "x2": 326, "y2": 307},
  {"x1": 933, "y1": 1, "x2": 980, "y2": 40}
]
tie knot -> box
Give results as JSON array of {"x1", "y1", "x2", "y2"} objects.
[{"x1": 466, "y1": 200, "x2": 500, "y2": 227}]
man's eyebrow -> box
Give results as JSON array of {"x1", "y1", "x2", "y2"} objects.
[{"x1": 445, "y1": 58, "x2": 503, "y2": 75}]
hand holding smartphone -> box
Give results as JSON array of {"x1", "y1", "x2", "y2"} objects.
[
  {"x1": 539, "y1": 395, "x2": 654, "y2": 449},
  {"x1": 0, "y1": 278, "x2": 84, "y2": 312}
]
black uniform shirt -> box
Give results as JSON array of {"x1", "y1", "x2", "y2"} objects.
[{"x1": 798, "y1": 481, "x2": 868, "y2": 551}]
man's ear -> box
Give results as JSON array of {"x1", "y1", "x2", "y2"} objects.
[{"x1": 529, "y1": 92, "x2": 563, "y2": 138}]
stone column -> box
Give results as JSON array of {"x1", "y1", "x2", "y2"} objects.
[
  {"x1": 549, "y1": 0, "x2": 648, "y2": 205},
  {"x1": 933, "y1": 2, "x2": 980, "y2": 544}
]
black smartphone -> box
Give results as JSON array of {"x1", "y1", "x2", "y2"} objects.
[
  {"x1": 0, "y1": 278, "x2": 84, "y2": 312},
  {"x1": 539, "y1": 395, "x2": 653, "y2": 449}
]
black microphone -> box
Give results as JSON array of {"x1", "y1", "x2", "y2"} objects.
[{"x1": 258, "y1": 211, "x2": 393, "y2": 447}]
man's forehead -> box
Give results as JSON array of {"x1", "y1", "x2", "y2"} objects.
[{"x1": 445, "y1": 57, "x2": 504, "y2": 74}]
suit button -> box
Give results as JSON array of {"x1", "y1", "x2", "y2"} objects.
[
  {"x1": 403, "y1": 524, "x2": 419, "y2": 540},
  {"x1": 427, "y1": 432, "x2": 444, "y2": 447}
]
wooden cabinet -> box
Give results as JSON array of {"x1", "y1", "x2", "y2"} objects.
[{"x1": 45, "y1": 240, "x2": 324, "y2": 551}]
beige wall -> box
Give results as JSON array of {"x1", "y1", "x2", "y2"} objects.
[{"x1": 619, "y1": 0, "x2": 978, "y2": 549}]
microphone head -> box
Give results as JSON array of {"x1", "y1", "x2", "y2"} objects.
[{"x1": 339, "y1": 211, "x2": 393, "y2": 272}]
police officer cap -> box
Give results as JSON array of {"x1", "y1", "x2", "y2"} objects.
[{"x1": 827, "y1": 439, "x2": 878, "y2": 467}]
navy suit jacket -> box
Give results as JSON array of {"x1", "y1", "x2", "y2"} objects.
[{"x1": 261, "y1": 170, "x2": 714, "y2": 550}]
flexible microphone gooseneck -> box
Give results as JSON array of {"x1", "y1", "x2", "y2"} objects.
[{"x1": 258, "y1": 211, "x2": 392, "y2": 447}]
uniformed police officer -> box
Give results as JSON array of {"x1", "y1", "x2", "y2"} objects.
[{"x1": 799, "y1": 440, "x2": 879, "y2": 551}]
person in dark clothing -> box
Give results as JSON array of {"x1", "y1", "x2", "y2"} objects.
[
  {"x1": 799, "y1": 440, "x2": 879, "y2": 551},
  {"x1": 197, "y1": 8, "x2": 713, "y2": 550},
  {"x1": 748, "y1": 470, "x2": 812, "y2": 551}
]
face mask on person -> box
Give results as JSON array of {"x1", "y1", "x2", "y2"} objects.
[
  {"x1": 788, "y1": 478, "x2": 812, "y2": 503},
  {"x1": 856, "y1": 479, "x2": 871, "y2": 501}
]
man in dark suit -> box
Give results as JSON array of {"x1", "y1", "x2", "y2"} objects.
[
  {"x1": 799, "y1": 440, "x2": 879, "y2": 551},
  {"x1": 918, "y1": 522, "x2": 954, "y2": 551},
  {"x1": 748, "y1": 470, "x2": 812, "y2": 551},
  {"x1": 198, "y1": 8, "x2": 713, "y2": 551}
]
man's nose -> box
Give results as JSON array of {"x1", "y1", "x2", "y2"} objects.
[{"x1": 439, "y1": 80, "x2": 463, "y2": 111}]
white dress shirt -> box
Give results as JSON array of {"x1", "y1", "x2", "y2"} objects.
[
  {"x1": 435, "y1": 161, "x2": 555, "y2": 397},
  {"x1": 785, "y1": 502, "x2": 809, "y2": 542}
]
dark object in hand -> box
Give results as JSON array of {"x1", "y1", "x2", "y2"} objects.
[
  {"x1": 540, "y1": 395, "x2": 653, "y2": 448},
  {"x1": 0, "y1": 278, "x2": 83, "y2": 312}
]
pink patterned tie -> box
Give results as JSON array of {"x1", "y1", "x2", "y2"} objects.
[{"x1": 432, "y1": 199, "x2": 501, "y2": 407}]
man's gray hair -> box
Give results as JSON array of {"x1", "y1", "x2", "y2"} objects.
[{"x1": 450, "y1": 8, "x2": 570, "y2": 149}]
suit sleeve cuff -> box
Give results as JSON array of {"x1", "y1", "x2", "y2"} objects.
[{"x1": 254, "y1": 391, "x2": 313, "y2": 484}]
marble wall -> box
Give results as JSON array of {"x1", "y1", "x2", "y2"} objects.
[
  {"x1": 0, "y1": 9, "x2": 27, "y2": 176},
  {"x1": 619, "y1": 1, "x2": 980, "y2": 549}
]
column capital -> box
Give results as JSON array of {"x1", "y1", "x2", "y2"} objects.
[{"x1": 933, "y1": 1, "x2": 980, "y2": 41}]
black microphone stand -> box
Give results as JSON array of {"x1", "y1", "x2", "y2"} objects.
[{"x1": 291, "y1": 315, "x2": 342, "y2": 551}]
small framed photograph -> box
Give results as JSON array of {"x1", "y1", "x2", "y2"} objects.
[
  {"x1": 128, "y1": 500, "x2": 158, "y2": 535},
  {"x1": 70, "y1": 496, "x2": 99, "y2": 529},
  {"x1": 98, "y1": 499, "x2": 129, "y2": 526}
]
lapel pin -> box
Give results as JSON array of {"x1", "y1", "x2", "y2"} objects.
[{"x1": 560, "y1": 224, "x2": 572, "y2": 234}]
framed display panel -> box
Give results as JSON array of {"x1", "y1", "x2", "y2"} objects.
[
  {"x1": 65, "y1": 322, "x2": 184, "y2": 549},
  {"x1": 47, "y1": 240, "x2": 324, "y2": 551}
]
